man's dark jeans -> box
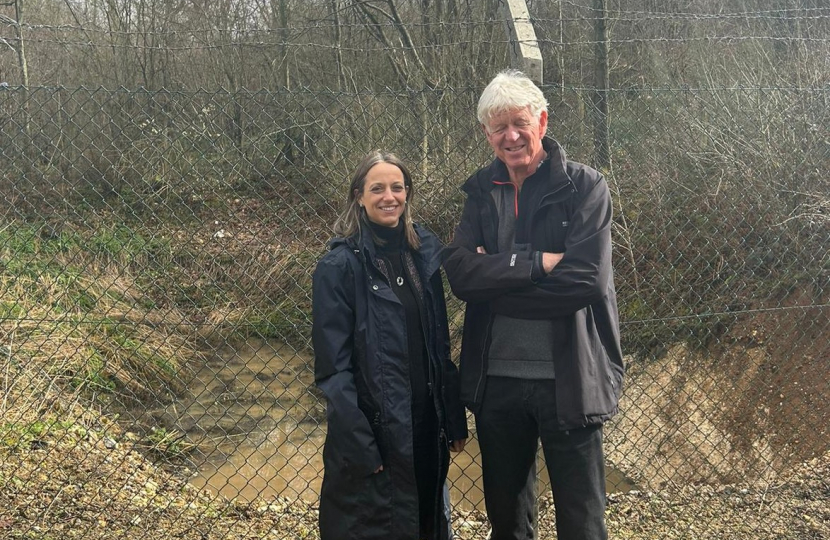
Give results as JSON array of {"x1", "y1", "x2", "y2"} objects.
[{"x1": 475, "y1": 376, "x2": 608, "y2": 540}]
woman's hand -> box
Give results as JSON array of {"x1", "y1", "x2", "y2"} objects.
[
  {"x1": 449, "y1": 439, "x2": 467, "y2": 453},
  {"x1": 373, "y1": 464, "x2": 384, "y2": 474}
]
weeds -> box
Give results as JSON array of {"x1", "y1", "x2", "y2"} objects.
[
  {"x1": 142, "y1": 426, "x2": 195, "y2": 458},
  {"x1": 0, "y1": 222, "x2": 201, "y2": 413},
  {"x1": 0, "y1": 419, "x2": 79, "y2": 451}
]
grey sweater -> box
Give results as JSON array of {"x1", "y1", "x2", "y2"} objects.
[{"x1": 486, "y1": 171, "x2": 558, "y2": 380}]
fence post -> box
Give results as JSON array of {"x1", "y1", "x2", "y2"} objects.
[{"x1": 499, "y1": 0, "x2": 542, "y2": 84}]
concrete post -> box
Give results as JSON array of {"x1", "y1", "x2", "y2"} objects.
[{"x1": 499, "y1": 0, "x2": 543, "y2": 84}]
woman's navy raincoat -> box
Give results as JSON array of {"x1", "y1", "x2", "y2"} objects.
[{"x1": 312, "y1": 224, "x2": 467, "y2": 540}]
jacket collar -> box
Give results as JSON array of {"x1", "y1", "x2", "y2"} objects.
[
  {"x1": 333, "y1": 223, "x2": 443, "y2": 278},
  {"x1": 462, "y1": 136, "x2": 576, "y2": 198}
]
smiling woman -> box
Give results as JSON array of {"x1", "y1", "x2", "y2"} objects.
[
  {"x1": 331, "y1": 150, "x2": 421, "y2": 249},
  {"x1": 311, "y1": 150, "x2": 468, "y2": 540},
  {"x1": 358, "y1": 162, "x2": 408, "y2": 228}
]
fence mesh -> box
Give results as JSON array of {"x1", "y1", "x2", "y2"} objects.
[
  {"x1": 2, "y1": 80, "x2": 827, "y2": 540},
  {"x1": 1, "y1": 3, "x2": 829, "y2": 540}
]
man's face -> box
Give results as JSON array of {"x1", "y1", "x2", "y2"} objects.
[{"x1": 483, "y1": 107, "x2": 547, "y2": 173}]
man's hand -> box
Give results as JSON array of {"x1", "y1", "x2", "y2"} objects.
[
  {"x1": 542, "y1": 252, "x2": 564, "y2": 274},
  {"x1": 450, "y1": 439, "x2": 467, "y2": 453},
  {"x1": 480, "y1": 246, "x2": 562, "y2": 274}
]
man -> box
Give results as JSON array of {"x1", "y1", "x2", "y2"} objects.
[{"x1": 442, "y1": 69, "x2": 624, "y2": 540}]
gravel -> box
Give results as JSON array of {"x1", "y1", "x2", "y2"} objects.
[{"x1": 1, "y1": 423, "x2": 827, "y2": 540}]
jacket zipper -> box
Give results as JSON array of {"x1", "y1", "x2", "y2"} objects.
[
  {"x1": 433, "y1": 427, "x2": 448, "y2": 538},
  {"x1": 531, "y1": 180, "x2": 575, "y2": 225},
  {"x1": 473, "y1": 315, "x2": 494, "y2": 407}
]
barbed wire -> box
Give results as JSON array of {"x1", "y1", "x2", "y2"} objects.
[
  {"x1": 2, "y1": 34, "x2": 827, "y2": 53},
  {"x1": 620, "y1": 304, "x2": 830, "y2": 327},
  {"x1": 3, "y1": 10, "x2": 830, "y2": 37},
  {"x1": 0, "y1": 83, "x2": 825, "y2": 92},
  {"x1": 538, "y1": 13, "x2": 830, "y2": 22},
  {"x1": 563, "y1": 0, "x2": 830, "y2": 17},
  {"x1": 2, "y1": 20, "x2": 493, "y2": 35}
]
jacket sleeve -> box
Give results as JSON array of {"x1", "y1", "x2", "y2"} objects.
[
  {"x1": 431, "y1": 271, "x2": 468, "y2": 443},
  {"x1": 489, "y1": 174, "x2": 614, "y2": 319},
  {"x1": 442, "y1": 192, "x2": 538, "y2": 303},
  {"x1": 312, "y1": 253, "x2": 383, "y2": 476}
]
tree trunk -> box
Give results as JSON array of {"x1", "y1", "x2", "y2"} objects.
[
  {"x1": 13, "y1": 0, "x2": 31, "y2": 149},
  {"x1": 591, "y1": 0, "x2": 609, "y2": 169},
  {"x1": 279, "y1": 0, "x2": 290, "y2": 88},
  {"x1": 330, "y1": 0, "x2": 346, "y2": 90}
]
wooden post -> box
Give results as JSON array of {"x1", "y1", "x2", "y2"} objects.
[{"x1": 499, "y1": 0, "x2": 543, "y2": 84}]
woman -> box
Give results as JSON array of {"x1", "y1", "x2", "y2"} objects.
[{"x1": 312, "y1": 150, "x2": 468, "y2": 540}]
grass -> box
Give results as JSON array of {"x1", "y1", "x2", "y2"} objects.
[
  {"x1": 0, "y1": 217, "x2": 311, "y2": 464},
  {"x1": 142, "y1": 426, "x2": 196, "y2": 457},
  {"x1": 0, "y1": 222, "x2": 201, "y2": 409},
  {"x1": 0, "y1": 419, "x2": 81, "y2": 451}
]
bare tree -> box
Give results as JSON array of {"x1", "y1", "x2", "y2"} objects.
[
  {"x1": 591, "y1": 0, "x2": 609, "y2": 169},
  {"x1": 254, "y1": 0, "x2": 292, "y2": 88},
  {"x1": 1, "y1": 0, "x2": 30, "y2": 141},
  {"x1": 329, "y1": 0, "x2": 346, "y2": 90},
  {"x1": 0, "y1": 2, "x2": 26, "y2": 83}
]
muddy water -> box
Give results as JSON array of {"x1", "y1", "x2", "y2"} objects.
[
  {"x1": 177, "y1": 338, "x2": 634, "y2": 511},
  {"x1": 177, "y1": 339, "x2": 325, "y2": 503}
]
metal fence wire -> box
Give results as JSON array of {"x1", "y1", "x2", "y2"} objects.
[{"x1": 1, "y1": 4, "x2": 829, "y2": 540}]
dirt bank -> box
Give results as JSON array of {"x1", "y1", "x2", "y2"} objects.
[{"x1": 607, "y1": 293, "x2": 828, "y2": 492}]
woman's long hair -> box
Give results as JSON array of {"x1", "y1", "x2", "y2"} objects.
[{"x1": 333, "y1": 150, "x2": 421, "y2": 250}]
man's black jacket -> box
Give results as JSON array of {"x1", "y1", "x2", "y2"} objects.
[{"x1": 442, "y1": 137, "x2": 625, "y2": 430}]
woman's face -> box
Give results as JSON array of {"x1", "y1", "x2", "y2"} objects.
[{"x1": 358, "y1": 162, "x2": 408, "y2": 228}]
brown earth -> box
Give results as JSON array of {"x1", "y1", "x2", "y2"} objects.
[
  {"x1": 606, "y1": 288, "x2": 828, "y2": 492},
  {"x1": 1, "y1": 297, "x2": 827, "y2": 540},
  {"x1": 0, "y1": 418, "x2": 827, "y2": 540}
]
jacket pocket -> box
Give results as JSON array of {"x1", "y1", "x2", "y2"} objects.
[{"x1": 534, "y1": 203, "x2": 570, "y2": 252}]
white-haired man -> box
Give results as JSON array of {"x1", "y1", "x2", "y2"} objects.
[{"x1": 442, "y1": 69, "x2": 624, "y2": 540}]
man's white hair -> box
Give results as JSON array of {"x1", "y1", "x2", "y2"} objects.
[{"x1": 477, "y1": 69, "x2": 548, "y2": 128}]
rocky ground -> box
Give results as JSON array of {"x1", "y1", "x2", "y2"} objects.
[{"x1": 1, "y1": 422, "x2": 827, "y2": 540}]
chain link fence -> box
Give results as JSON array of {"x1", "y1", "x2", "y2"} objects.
[
  {"x1": 1, "y1": 80, "x2": 827, "y2": 539},
  {"x1": 1, "y1": 4, "x2": 829, "y2": 539}
]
